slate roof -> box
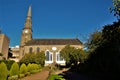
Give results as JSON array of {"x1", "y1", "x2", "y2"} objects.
[{"x1": 25, "y1": 38, "x2": 82, "y2": 46}]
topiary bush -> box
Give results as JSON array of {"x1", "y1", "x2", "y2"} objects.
[
  {"x1": 27, "y1": 63, "x2": 32, "y2": 72},
  {"x1": 0, "y1": 60, "x2": 15, "y2": 70},
  {"x1": 0, "y1": 62, "x2": 8, "y2": 80},
  {"x1": 10, "y1": 62, "x2": 19, "y2": 76},
  {"x1": 20, "y1": 63, "x2": 27, "y2": 74},
  {"x1": 27, "y1": 63, "x2": 41, "y2": 74}
]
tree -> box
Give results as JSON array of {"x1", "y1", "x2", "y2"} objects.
[
  {"x1": 10, "y1": 62, "x2": 19, "y2": 76},
  {"x1": 19, "y1": 53, "x2": 36, "y2": 65},
  {"x1": 84, "y1": 21, "x2": 120, "y2": 79},
  {"x1": 86, "y1": 31, "x2": 102, "y2": 52},
  {"x1": 60, "y1": 45, "x2": 75, "y2": 65},
  {"x1": 60, "y1": 45, "x2": 86, "y2": 66},
  {"x1": 110, "y1": 0, "x2": 120, "y2": 18},
  {"x1": 35, "y1": 51, "x2": 45, "y2": 66},
  {"x1": 0, "y1": 62, "x2": 8, "y2": 80}
]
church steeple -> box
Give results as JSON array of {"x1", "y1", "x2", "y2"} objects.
[
  {"x1": 24, "y1": 5, "x2": 32, "y2": 29},
  {"x1": 20, "y1": 5, "x2": 33, "y2": 58},
  {"x1": 20, "y1": 5, "x2": 33, "y2": 47},
  {"x1": 27, "y1": 5, "x2": 31, "y2": 17}
]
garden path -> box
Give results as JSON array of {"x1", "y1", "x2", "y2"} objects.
[{"x1": 21, "y1": 70, "x2": 49, "y2": 80}]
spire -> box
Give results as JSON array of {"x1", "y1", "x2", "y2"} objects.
[
  {"x1": 27, "y1": 5, "x2": 31, "y2": 17},
  {"x1": 24, "y1": 5, "x2": 32, "y2": 29}
]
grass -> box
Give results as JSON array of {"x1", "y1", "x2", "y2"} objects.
[{"x1": 48, "y1": 74, "x2": 66, "y2": 80}]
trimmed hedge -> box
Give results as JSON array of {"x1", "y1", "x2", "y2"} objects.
[
  {"x1": 20, "y1": 63, "x2": 27, "y2": 74},
  {"x1": 10, "y1": 62, "x2": 19, "y2": 76},
  {"x1": 27, "y1": 63, "x2": 32, "y2": 72},
  {"x1": 0, "y1": 60, "x2": 15, "y2": 70},
  {"x1": 8, "y1": 75, "x2": 18, "y2": 80},
  {"x1": 0, "y1": 62, "x2": 8, "y2": 80},
  {"x1": 27, "y1": 63, "x2": 41, "y2": 74}
]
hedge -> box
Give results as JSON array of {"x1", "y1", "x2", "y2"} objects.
[
  {"x1": 0, "y1": 62, "x2": 8, "y2": 80},
  {"x1": 10, "y1": 62, "x2": 19, "y2": 76},
  {"x1": 20, "y1": 63, "x2": 27, "y2": 74}
]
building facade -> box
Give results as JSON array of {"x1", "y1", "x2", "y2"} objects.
[
  {"x1": 0, "y1": 34, "x2": 10, "y2": 60},
  {"x1": 19, "y1": 6, "x2": 83, "y2": 66}
]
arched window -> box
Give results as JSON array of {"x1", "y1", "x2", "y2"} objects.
[
  {"x1": 46, "y1": 51, "x2": 52, "y2": 61},
  {"x1": 56, "y1": 52, "x2": 64, "y2": 61},
  {"x1": 36, "y1": 47, "x2": 40, "y2": 53},
  {"x1": 29, "y1": 47, "x2": 33, "y2": 53}
]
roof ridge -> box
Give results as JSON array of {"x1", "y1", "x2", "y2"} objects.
[{"x1": 25, "y1": 38, "x2": 82, "y2": 46}]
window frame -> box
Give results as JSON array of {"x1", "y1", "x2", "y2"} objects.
[{"x1": 45, "y1": 50, "x2": 53, "y2": 64}]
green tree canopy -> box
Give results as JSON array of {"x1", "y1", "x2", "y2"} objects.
[
  {"x1": 85, "y1": 21, "x2": 120, "y2": 77},
  {"x1": 86, "y1": 31, "x2": 102, "y2": 52},
  {"x1": 60, "y1": 45, "x2": 87, "y2": 66},
  {"x1": 111, "y1": 0, "x2": 120, "y2": 18}
]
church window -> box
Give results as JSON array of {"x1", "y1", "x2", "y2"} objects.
[
  {"x1": 29, "y1": 47, "x2": 33, "y2": 53},
  {"x1": 36, "y1": 47, "x2": 40, "y2": 53},
  {"x1": 56, "y1": 52, "x2": 64, "y2": 61},
  {"x1": 46, "y1": 51, "x2": 52, "y2": 61}
]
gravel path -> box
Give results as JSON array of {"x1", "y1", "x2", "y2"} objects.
[{"x1": 21, "y1": 70, "x2": 49, "y2": 80}]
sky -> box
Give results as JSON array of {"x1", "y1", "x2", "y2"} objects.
[{"x1": 0, "y1": 0, "x2": 117, "y2": 47}]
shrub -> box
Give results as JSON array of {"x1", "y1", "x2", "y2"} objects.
[
  {"x1": 25, "y1": 72, "x2": 30, "y2": 76},
  {"x1": 19, "y1": 51, "x2": 45, "y2": 66},
  {"x1": 0, "y1": 60, "x2": 15, "y2": 70},
  {"x1": 0, "y1": 62, "x2": 8, "y2": 80},
  {"x1": 27, "y1": 63, "x2": 41, "y2": 74},
  {"x1": 10, "y1": 62, "x2": 19, "y2": 76},
  {"x1": 8, "y1": 75, "x2": 18, "y2": 80},
  {"x1": 19, "y1": 74, "x2": 25, "y2": 78},
  {"x1": 20, "y1": 63, "x2": 27, "y2": 74},
  {"x1": 27, "y1": 63, "x2": 32, "y2": 72},
  {"x1": 19, "y1": 53, "x2": 36, "y2": 65}
]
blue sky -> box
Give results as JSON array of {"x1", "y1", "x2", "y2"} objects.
[{"x1": 0, "y1": 0, "x2": 117, "y2": 47}]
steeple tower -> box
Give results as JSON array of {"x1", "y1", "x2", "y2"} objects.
[
  {"x1": 24, "y1": 5, "x2": 32, "y2": 29},
  {"x1": 27, "y1": 5, "x2": 31, "y2": 17},
  {"x1": 20, "y1": 5, "x2": 33, "y2": 58}
]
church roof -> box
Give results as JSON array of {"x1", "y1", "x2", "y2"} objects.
[{"x1": 25, "y1": 38, "x2": 82, "y2": 46}]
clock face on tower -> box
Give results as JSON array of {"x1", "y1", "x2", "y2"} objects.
[{"x1": 24, "y1": 30, "x2": 28, "y2": 33}]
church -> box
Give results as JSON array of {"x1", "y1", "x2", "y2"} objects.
[{"x1": 19, "y1": 6, "x2": 83, "y2": 66}]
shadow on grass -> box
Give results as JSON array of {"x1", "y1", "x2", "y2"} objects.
[
  {"x1": 57, "y1": 68, "x2": 120, "y2": 80},
  {"x1": 58, "y1": 69, "x2": 101, "y2": 80}
]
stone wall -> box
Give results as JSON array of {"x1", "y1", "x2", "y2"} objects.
[{"x1": 0, "y1": 34, "x2": 10, "y2": 60}]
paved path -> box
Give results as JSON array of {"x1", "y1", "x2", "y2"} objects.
[{"x1": 21, "y1": 70, "x2": 49, "y2": 80}]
